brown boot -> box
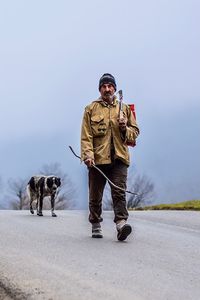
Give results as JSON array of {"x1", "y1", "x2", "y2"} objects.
[
  {"x1": 116, "y1": 220, "x2": 132, "y2": 241},
  {"x1": 92, "y1": 223, "x2": 103, "y2": 238}
]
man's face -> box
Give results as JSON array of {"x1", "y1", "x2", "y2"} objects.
[{"x1": 100, "y1": 83, "x2": 115, "y2": 103}]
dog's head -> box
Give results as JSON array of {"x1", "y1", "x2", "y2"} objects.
[{"x1": 46, "y1": 176, "x2": 61, "y2": 192}]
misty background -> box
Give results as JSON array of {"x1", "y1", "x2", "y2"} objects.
[{"x1": 0, "y1": 0, "x2": 200, "y2": 208}]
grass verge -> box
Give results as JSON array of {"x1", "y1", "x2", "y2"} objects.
[{"x1": 133, "y1": 200, "x2": 200, "y2": 211}]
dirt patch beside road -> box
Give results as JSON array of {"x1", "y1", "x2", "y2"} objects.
[
  {"x1": 0, "y1": 286, "x2": 13, "y2": 300},
  {"x1": 0, "y1": 280, "x2": 28, "y2": 300}
]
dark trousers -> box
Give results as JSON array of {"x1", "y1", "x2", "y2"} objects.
[{"x1": 88, "y1": 159, "x2": 129, "y2": 224}]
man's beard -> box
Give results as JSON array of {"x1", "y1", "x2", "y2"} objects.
[{"x1": 102, "y1": 92, "x2": 114, "y2": 103}]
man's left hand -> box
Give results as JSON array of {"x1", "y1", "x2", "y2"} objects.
[{"x1": 118, "y1": 117, "x2": 127, "y2": 132}]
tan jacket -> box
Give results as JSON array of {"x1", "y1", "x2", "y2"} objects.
[{"x1": 81, "y1": 96, "x2": 139, "y2": 166}]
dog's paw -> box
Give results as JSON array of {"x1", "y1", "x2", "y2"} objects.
[
  {"x1": 52, "y1": 213, "x2": 57, "y2": 217},
  {"x1": 30, "y1": 210, "x2": 34, "y2": 214},
  {"x1": 37, "y1": 212, "x2": 43, "y2": 217}
]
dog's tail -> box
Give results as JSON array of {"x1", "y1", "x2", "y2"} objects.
[{"x1": 26, "y1": 184, "x2": 31, "y2": 200}]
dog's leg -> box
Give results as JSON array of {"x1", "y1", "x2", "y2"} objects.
[
  {"x1": 51, "y1": 194, "x2": 57, "y2": 217},
  {"x1": 27, "y1": 187, "x2": 34, "y2": 215},
  {"x1": 37, "y1": 179, "x2": 45, "y2": 216},
  {"x1": 37, "y1": 194, "x2": 43, "y2": 216},
  {"x1": 36, "y1": 193, "x2": 39, "y2": 215},
  {"x1": 30, "y1": 196, "x2": 34, "y2": 214}
]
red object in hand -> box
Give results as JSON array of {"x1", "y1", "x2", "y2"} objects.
[
  {"x1": 127, "y1": 104, "x2": 136, "y2": 147},
  {"x1": 129, "y1": 104, "x2": 136, "y2": 120}
]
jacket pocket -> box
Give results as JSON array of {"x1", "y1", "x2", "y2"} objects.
[{"x1": 91, "y1": 115, "x2": 107, "y2": 137}]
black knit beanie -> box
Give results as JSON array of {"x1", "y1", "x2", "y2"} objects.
[{"x1": 99, "y1": 73, "x2": 117, "y2": 91}]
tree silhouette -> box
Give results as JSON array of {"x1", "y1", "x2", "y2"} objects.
[
  {"x1": 8, "y1": 177, "x2": 28, "y2": 210},
  {"x1": 127, "y1": 174, "x2": 155, "y2": 209}
]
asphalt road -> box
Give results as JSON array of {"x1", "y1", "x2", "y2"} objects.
[{"x1": 0, "y1": 210, "x2": 200, "y2": 300}]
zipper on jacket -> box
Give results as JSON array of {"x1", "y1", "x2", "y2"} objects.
[{"x1": 109, "y1": 106, "x2": 115, "y2": 160}]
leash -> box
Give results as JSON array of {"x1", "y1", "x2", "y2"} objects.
[{"x1": 69, "y1": 146, "x2": 138, "y2": 196}]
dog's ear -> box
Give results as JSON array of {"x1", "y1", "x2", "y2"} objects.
[{"x1": 56, "y1": 177, "x2": 61, "y2": 187}]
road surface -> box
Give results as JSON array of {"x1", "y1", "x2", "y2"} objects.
[{"x1": 0, "y1": 210, "x2": 200, "y2": 300}]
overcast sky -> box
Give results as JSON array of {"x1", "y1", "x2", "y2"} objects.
[{"x1": 0, "y1": 0, "x2": 200, "y2": 208}]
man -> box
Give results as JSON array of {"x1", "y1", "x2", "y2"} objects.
[{"x1": 81, "y1": 73, "x2": 139, "y2": 241}]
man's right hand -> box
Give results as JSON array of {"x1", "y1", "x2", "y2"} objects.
[{"x1": 84, "y1": 158, "x2": 95, "y2": 167}]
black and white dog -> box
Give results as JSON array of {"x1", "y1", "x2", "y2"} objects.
[{"x1": 27, "y1": 175, "x2": 61, "y2": 217}]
